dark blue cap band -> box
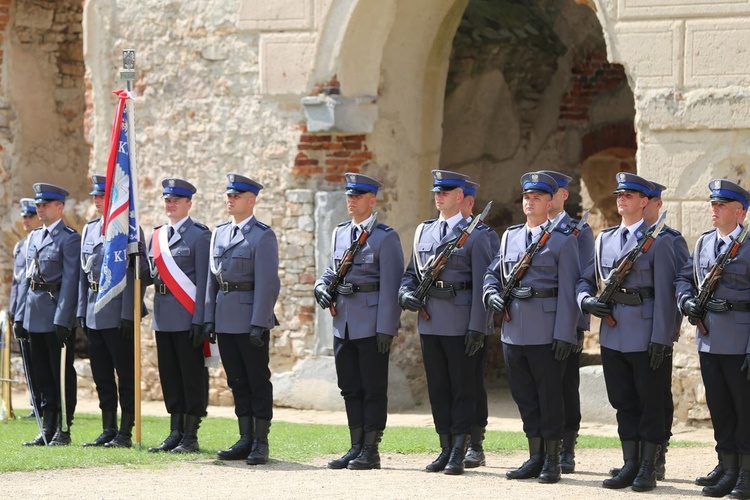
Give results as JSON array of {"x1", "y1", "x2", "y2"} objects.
[
  {"x1": 228, "y1": 181, "x2": 260, "y2": 195},
  {"x1": 712, "y1": 188, "x2": 749, "y2": 209},
  {"x1": 346, "y1": 181, "x2": 378, "y2": 194},
  {"x1": 163, "y1": 186, "x2": 194, "y2": 198},
  {"x1": 522, "y1": 181, "x2": 556, "y2": 195},
  {"x1": 616, "y1": 181, "x2": 651, "y2": 195},
  {"x1": 433, "y1": 178, "x2": 465, "y2": 188},
  {"x1": 36, "y1": 191, "x2": 66, "y2": 202},
  {"x1": 464, "y1": 186, "x2": 477, "y2": 197}
]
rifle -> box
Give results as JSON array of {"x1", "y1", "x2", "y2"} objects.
[
  {"x1": 692, "y1": 223, "x2": 750, "y2": 336},
  {"x1": 597, "y1": 211, "x2": 668, "y2": 327},
  {"x1": 496, "y1": 211, "x2": 565, "y2": 322},
  {"x1": 326, "y1": 213, "x2": 379, "y2": 317},
  {"x1": 573, "y1": 210, "x2": 589, "y2": 237},
  {"x1": 413, "y1": 201, "x2": 492, "y2": 321}
]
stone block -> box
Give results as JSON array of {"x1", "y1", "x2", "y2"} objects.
[
  {"x1": 579, "y1": 365, "x2": 617, "y2": 425},
  {"x1": 618, "y1": 0, "x2": 750, "y2": 20},
  {"x1": 239, "y1": 0, "x2": 314, "y2": 31},
  {"x1": 259, "y1": 33, "x2": 317, "y2": 95},
  {"x1": 301, "y1": 94, "x2": 378, "y2": 133},
  {"x1": 286, "y1": 189, "x2": 313, "y2": 204},
  {"x1": 15, "y1": 3, "x2": 54, "y2": 30},
  {"x1": 686, "y1": 19, "x2": 750, "y2": 88},
  {"x1": 271, "y1": 356, "x2": 414, "y2": 412},
  {"x1": 613, "y1": 21, "x2": 682, "y2": 88}
]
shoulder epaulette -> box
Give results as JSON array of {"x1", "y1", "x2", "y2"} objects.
[
  {"x1": 193, "y1": 222, "x2": 209, "y2": 231},
  {"x1": 423, "y1": 218, "x2": 437, "y2": 224},
  {"x1": 31, "y1": 227, "x2": 43, "y2": 233},
  {"x1": 507, "y1": 223, "x2": 524, "y2": 231},
  {"x1": 553, "y1": 226, "x2": 572, "y2": 235},
  {"x1": 700, "y1": 228, "x2": 714, "y2": 237},
  {"x1": 86, "y1": 217, "x2": 101, "y2": 225},
  {"x1": 337, "y1": 220, "x2": 351, "y2": 227},
  {"x1": 662, "y1": 226, "x2": 681, "y2": 237},
  {"x1": 255, "y1": 221, "x2": 270, "y2": 231},
  {"x1": 602, "y1": 225, "x2": 619, "y2": 234},
  {"x1": 64, "y1": 226, "x2": 77, "y2": 234},
  {"x1": 483, "y1": 224, "x2": 495, "y2": 233},
  {"x1": 376, "y1": 223, "x2": 392, "y2": 232},
  {"x1": 154, "y1": 224, "x2": 165, "y2": 230},
  {"x1": 216, "y1": 221, "x2": 231, "y2": 228}
]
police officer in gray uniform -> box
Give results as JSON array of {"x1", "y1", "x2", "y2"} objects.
[
  {"x1": 205, "y1": 173, "x2": 280, "y2": 465},
  {"x1": 537, "y1": 170, "x2": 595, "y2": 474},
  {"x1": 459, "y1": 180, "x2": 499, "y2": 469},
  {"x1": 77, "y1": 175, "x2": 146, "y2": 448},
  {"x1": 400, "y1": 170, "x2": 493, "y2": 476},
  {"x1": 314, "y1": 173, "x2": 404, "y2": 471},
  {"x1": 577, "y1": 172, "x2": 677, "y2": 492},
  {"x1": 14, "y1": 183, "x2": 81, "y2": 446},
  {"x1": 675, "y1": 179, "x2": 750, "y2": 499},
  {"x1": 10, "y1": 198, "x2": 42, "y2": 418},
  {"x1": 145, "y1": 178, "x2": 211, "y2": 454},
  {"x1": 484, "y1": 172, "x2": 580, "y2": 484}
]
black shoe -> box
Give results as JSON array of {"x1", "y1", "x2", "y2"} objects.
[
  {"x1": 23, "y1": 410, "x2": 37, "y2": 419},
  {"x1": 83, "y1": 411, "x2": 118, "y2": 447},
  {"x1": 48, "y1": 428, "x2": 71, "y2": 446},
  {"x1": 730, "y1": 455, "x2": 750, "y2": 499},
  {"x1": 465, "y1": 426, "x2": 486, "y2": 469},
  {"x1": 329, "y1": 427, "x2": 363, "y2": 469},
  {"x1": 655, "y1": 439, "x2": 668, "y2": 481},
  {"x1": 632, "y1": 441, "x2": 660, "y2": 492},
  {"x1": 506, "y1": 437, "x2": 543, "y2": 480},
  {"x1": 539, "y1": 440, "x2": 562, "y2": 483},
  {"x1": 444, "y1": 434, "x2": 469, "y2": 476},
  {"x1": 24, "y1": 410, "x2": 56, "y2": 446},
  {"x1": 148, "y1": 414, "x2": 184, "y2": 453},
  {"x1": 171, "y1": 415, "x2": 201, "y2": 453},
  {"x1": 425, "y1": 434, "x2": 451, "y2": 472},
  {"x1": 703, "y1": 452, "x2": 738, "y2": 497},
  {"x1": 603, "y1": 440, "x2": 639, "y2": 489},
  {"x1": 246, "y1": 419, "x2": 270, "y2": 465},
  {"x1": 560, "y1": 431, "x2": 577, "y2": 474},
  {"x1": 696, "y1": 454, "x2": 725, "y2": 487},
  {"x1": 105, "y1": 413, "x2": 134, "y2": 449},
  {"x1": 218, "y1": 416, "x2": 254, "y2": 460},
  {"x1": 347, "y1": 430, "x2": 382, "y2": 470}
]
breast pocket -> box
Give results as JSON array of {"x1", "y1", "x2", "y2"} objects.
[
  {"x1": 173, "y1": 246, "x2": 192, "y2": 260},
  {"x1": 354, "y1": 250, "x2": 375, "y2": 265},
  {"x1": 723, "y1": 261, "x2": 748, "y2": 288},
  {"x1": 503, "y1": 252, "x2": 519, "y2": 275},
  {"x1": 447, "y1": 247, "x2": 468, "y2": 269},
  {"x1": 231, "y1": 250, "x2": 253, "y2": 272},
  {"x1": 632, "y1": 257, "x2": 652, "y2": 284},
  {"x1": 417, "y1": 242, "x2": 435, "y2": 268},
  {"x1": 600, "y1": 257, "x2": 615, "y2": 279},
  {"x1": 533, "y1": 253, "x2": 556, "y2": 273}
]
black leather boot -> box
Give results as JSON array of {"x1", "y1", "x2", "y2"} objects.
[
  {"x1": 23, "y1": 409, "x2": 56, "y2": 446},
  {"x1": 704, "y1": 452, "x2": 738, "y2": 497},
  {"x1": 603, "y1": 440, "x2": 639, "y2": 489},
  {"x1": 348, "y1": 430, "x2": 382, "y2": 470},
  {"x1": 148, "y1": 413, "x2": 184, "y2": 452},
  {"x1": 506, "y1": 437, "x2": 544, "y2": 479},
  {"x1": 696, "y1": 452, "x2": 724, "y2": 486},
  {"x1": 49, "y1": 414, "x2": 72, "y2": 446},
  {"x1": 246, "y1": 418, "x2": 270, "y2": 465},
  {"x1": 105, "y1": 413, "x2": 134, "y2": 448},
  {"x1": 171, "y1": 415, "x2": 201, "y2": 453},
  {"x1": 444, "y1": 434, "x2": 469, "y2": 475},
  {"x1": 83, "y1": 411, "x2": 118, "y2": 447},
  {"x1": 539, "y1": 439, "x2": 562, "y2": 483},
  {"x1": 632, "y1": 441, "x2": 660, "y2": 491},
  {"x1": 465, "y1": 426, "x2": 486, "y2": 469},
  {"x1": 654, "y1": 439, "x2": 668, "y2": 480},
  {"x1": 730, "y1": 454, "x2": 750, "y2": 499},
  {"x1": 425, "y1": 434, "x2": 451, "y2": 472},
  {"x1": 217, "y1": 416, "x2": 254, "y2": 460},
  {"x1": 560, "y1": 430, "x2": 577, "y2": 474},
  {"x1": 328, "y1": 427, "x2": 363, "y2": 469}
]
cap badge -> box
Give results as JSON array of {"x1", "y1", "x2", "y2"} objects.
[
  {"x1": 229, "y1": 174, "x2": 235, "y2": 183},
  {"x1": 346, "y1": 174, "x2": 355, "y2": 182},
  {"x1": 435, "y1": 171, "x2": 443, "y2": 180},
  {"x1": 168, "y1": 179, "x2": 175, "y2": 187},
  {"x1": 531, "y1": 173, "x2": 539, "y2": 183},
  {"x1": 713, "y1": 180, "x2": 721, "y2": 189},
  {"x1": 618, "y1": 173, "x2": 626, "y2": 182}
]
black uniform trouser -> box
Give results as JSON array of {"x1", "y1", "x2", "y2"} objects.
[
  {"x1": 88, "y1": 327, "x2": 134, "y2": 414},
  {"x1": 19, "y1": 339, "x2": 42, "y2": 409},
  {"x1": 29, "y1": 331, "x2": 76, "y2": 425},
  {"x1": 663, "y1": 352, "x2": 674, "y2": 440},
  {"x1": 503, "y1": 342, "x2": 565, "y2": 440},
  {"x1": 601, "y1": 347, "x2": 666, "y2": 444},
  {"x1": 420, "y1": 334, "x2": 476, "y2": 435},
  {"x1": 218, "y1": 331, "x2": 273, "y2": 420},
  {"x1": 334, "y1": 332, "x2": 389, "y2": 431},
  {"x1": 562, "y1": 348, "x2": 581, "y2": 433},
  {"x1": 155, "y1": 330, "x2": 207, "y2": 417},
  {"x1": 473, "y1": 340, "x2": 488, "y2": 428},
  {"x1": 700, "y1": 352, "x2": 750, "y2": 455}
]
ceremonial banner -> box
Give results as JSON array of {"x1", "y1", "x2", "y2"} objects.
[{"x1": 95, "y1": 90, "x2": 140, "y2": 313}]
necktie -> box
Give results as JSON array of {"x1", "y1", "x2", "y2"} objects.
[
  {"x1": 440, "y1": 221, "x2": 447, "y2": 239},
  {"x1": 231, "y1": 225, "x2": 239, "y2": 239},
  {"x1": 621, "y1": 228, "x2": 629, "y2": 250},
  {"x1": 42, "y1": 229, "x2": 50, "y2": 240},
  {"x1": 351, "y1": 226, "x2": 359, "y2": 243},
  {"x1": 526, "y1": 230, "x2": 532, "y2": 247},
  {"x1": 168, "y1": 226, "x2": 174, "y2": 240},
  {"x1": 717, "y1": 239, "x2": 726, "y2": 256}
]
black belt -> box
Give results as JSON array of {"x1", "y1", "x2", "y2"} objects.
[
  {"x1": 30, "y1": 281, "x2": 61, "y2": 292},
  {"x1": 89, "y1": 281, "x2": 99, "y2": 292},
  {"x1": 155, "y1": 282, "x2": 170, "y2": 295},
  {"x1": 427, "y1": 281, "x2": 472, "y2": 299},
  {"x1": 221, "y1": 282, "x2": 255, "y2": 293},
  {"x1": 510, "y1": 287, "x2": 558, "y2": 299},
  {"x1": 335, "y1": 282, "x2": 380, "y2": 296},
  {"x1": 611, "y1": 287, "x2": 655, "y2": 306},
  {"x1": 705, "y1": 299, "x2": 750, "y2": 313}
]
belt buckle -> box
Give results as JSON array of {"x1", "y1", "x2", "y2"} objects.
[
  {"x1": 435, "y1": 281, "x2": 445, "y2": 288},
  {"x1": 221, "y1": 282, "x2": 230, "y2": 294},
  {"x1": 156, "y1": 283, "x2": 166, "y2": 295}
]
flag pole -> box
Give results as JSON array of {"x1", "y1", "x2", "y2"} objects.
[{"x1": 120, "y1": 49, "x2": 142, "y2": 448}]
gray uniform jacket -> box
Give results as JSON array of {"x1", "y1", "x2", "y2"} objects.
[
  {"x1": 76, "y1": 218, "x2": 147, "y2": 330},
  {"x1": 145, "y1": 217, "x2": 211, "y2": 332},
  {"x1": 558, "y1": 213, "x2": 595, "y2": 332},
  {"x1": 15, "y1": 224, "x2": 81, "y2": 331},
  {"x1": 401, "y1": 218, "x2": 493, "y2": 336},
  {"x1": 10, "y1": 236, "x2": 27, "y2": 319},
  {"x1": 576, "y1": 222, "x2": 677, "y2": 352},
  {"x1": 205, "y1": 217, "x2": 280, "y2": 333},
  {"x1": 663, "y1": 225, "x2": 689, "y2": 341},
  {"x1": 315, "y1": 221, "x2": 404, "y2": 339},
  {"x1": 484, "y1": 224, "x2": 580, "y2": 345},
  {"x1": 675, "y1": 227, "x2": 750, "y2": 355}
]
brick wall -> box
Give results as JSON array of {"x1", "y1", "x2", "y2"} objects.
[
  {"x1": 294, "y1": 130, "x2": 374, "y2": 183},
  {"x1": 559, "y1": 55, "x2": 629, "y2": 124}
]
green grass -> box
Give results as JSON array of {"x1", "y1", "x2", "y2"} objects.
[{"x1": 0, "y1": 412, "x2": 705, "y2": 472}]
